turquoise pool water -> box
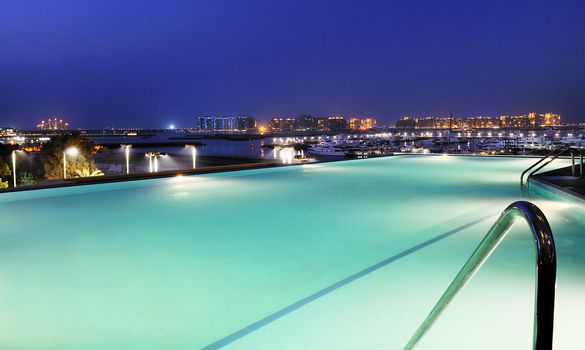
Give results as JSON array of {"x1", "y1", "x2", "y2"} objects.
[{"x1": 0, "y1": 155, "x2": 584, "y2": 349}]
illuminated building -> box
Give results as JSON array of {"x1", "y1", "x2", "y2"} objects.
[
  {"x1": 415, "y1": 117, "x2": 435, "y2": 129},
  {"x1": 498, "y1": 115, "x2": 529, "y2": 128},
  {"x1": 527, "y1": 112, "x2": 538, "y2": 127},
  {"x1": 362, "y1": 118, "x2": 377, "y2": 130},
  {"x1": 395, "y1": 117, "x2": 417, "y2": 129},
  {"x1": 37, "y1": 118, "x2": 69, "y2": 130},
  {"x1": 540, "y1": 113, "x2": 561, "y2": 126},
  {"x1": 398, "y1": 113, "x2": 559, "y2": 130},
  {"x1": 294, "y1": 115, "x2": 317, "y2": 131},
  {"x1": 268, "y1": 117, "x2": 296, "y2": 132},
  {"x1": 397, "y1": 116, "x2": 462, "y2": 129},
  {"x1": 0, "y1": 127, "x2": 16, "y2": 137},
  {"x1": 326, "y1": 116, "x2": 348, "y2": 132},
  {"x1": 348, "y1": 117, "x2": 377, "y2": 131},
  {"x1": 498, "y1": 113, "x2": 561, "y2": 128},
  {"x1": 465, "y1": 117, "x2": 496, "y2": 129},
  {"x1": 196, "y1": 116, "x2": 257, "y2": 132},
  {"x1": 316, "y1": 118, "x2": 329, "y2": 131}
]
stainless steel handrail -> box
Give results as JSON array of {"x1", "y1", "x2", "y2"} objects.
[
  {"x1": 520, "y1": 147, "x2": 568, "y2": 190},
  {"x1": 405, "y1": 201, "x2": 556, "y2": 350},
  {"x1": 525, "y1": 149, "x2": 572, "y2": 192}
]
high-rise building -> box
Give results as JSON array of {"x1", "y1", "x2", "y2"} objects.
[
  {"x1": 499, "y1": 115, "x2": 529, "y2": 128},
  {"x1": 316, "y1": 118, "x2": 329, "y2": 131},
  {"x1": 465, "y1": 116, "x2": 496, "y2": 129},
  {"x1": 196, "y1": 116, "x2": 257, "y2": 132},
  {"x1": 295, "y1": 115, "x2": 317, "y2": 131},
  {"x1": 37, "y1": 117, "x2": 69, "y2": 130},
  {"x1": 395, "y1": 117, "x2": 417, "y2": 129},
  {"x1": 326, "y1": 116, "x2": 348, "y2": 132},
  {"x1": 540, "y1": 113, "x2": 561, "y2": 126},
  {"x1": 268, "y1": 117, "x2": 296, "y2": 132},
  {"x1": 398, "y1": 113, "x2": 558, "y2": 129},
  {"x1": 415, "y1": 117, "x2": 436, "y2": 129},
  {"x1": 348, "y1": 117, "x2": 377, "y2": 130},
  {"x1": 527, "y1": 112, "x2": 538, "y2": 127}
]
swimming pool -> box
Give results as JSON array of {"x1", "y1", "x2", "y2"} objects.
[{"x1": 0, "y1": 155, "x2": 583, "y2": 349}]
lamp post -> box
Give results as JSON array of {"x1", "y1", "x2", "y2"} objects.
[
  {"x1": 186, "y1": 145, "x2": 197, "y2": 169},
  {"x1": 146, "y1": 153, "x2": 153, "y2": 173},
  {"x1": 121, "y1": 144, "x2": 132, "y2": 174},
  {"x1": 63, "y1": 147, "x2": 79, "y2": 179},
  {"x1": 11, "y1": 150, "x2": 17, "y2": 187},
  {"x1": 146, "y1": 152, "x2": 163, "y2": 173}
]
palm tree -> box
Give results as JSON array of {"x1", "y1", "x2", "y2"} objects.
[{"x1": 74, "y1": 168, "x2": 104, "y2": 178}]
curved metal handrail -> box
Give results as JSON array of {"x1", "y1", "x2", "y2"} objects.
[
  {"x1": 525, "y1": 148, "x2": 584, "y2": 191},
  {"x1": 521, "y1": 147, "x2": 568, "y2": 189},
  {"x1": 405, "y1": 201, "x2": 556, "y2": 350},
  {"x1": 525, "y1": 148, "x2": 573, "y2": 191}
]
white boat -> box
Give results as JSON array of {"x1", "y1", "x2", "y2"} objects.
[
  {"x1": 560, "y1": 135, "x2": 584, "y2": 146},
  {"x1": 307, "y1": 142, "x2": 346, "y2": 156}
]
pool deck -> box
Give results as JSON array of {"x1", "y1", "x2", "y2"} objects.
[{"x1": 532, "y1": 165, "x2": 585, "y2": 202}]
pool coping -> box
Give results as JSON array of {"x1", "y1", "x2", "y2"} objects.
[{"x1": 528, "y1": 176, "x2": 585, "y2": 205}]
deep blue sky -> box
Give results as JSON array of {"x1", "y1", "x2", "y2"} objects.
[{"x1": 1, "y1": 0, "x2": 584, "y2": 129}]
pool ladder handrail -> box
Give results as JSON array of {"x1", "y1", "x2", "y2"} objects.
[
  {"x1": 405, "y1": 201, "x2": 556, "y2": 350},
  {"x1": 520, "y1": 147, "x2": 568, "y2": 190},
  {"x1": 521, "y1": 147, "x2": 585, "y2": 191}
]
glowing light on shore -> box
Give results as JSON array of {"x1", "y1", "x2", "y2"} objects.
[
  {"x1": 63, "y1": 147, "x2": 78, "y2": 179},
  {"x1": 121, "y1": 144, "x2": 132, "y2": 174},
  {"x1": 145, "y1": 152, "x2": 165, "y2": 173},
  {"x1": 186, "y1": 145, "x2": 197, "y2": 169},
  {"x1": 11, "y1": 150, "x2": 17, "y2": 187}
]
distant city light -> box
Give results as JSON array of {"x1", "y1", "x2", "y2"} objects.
[{"x1": 169, "y1": 124, "x2": 176, "y2": 130}]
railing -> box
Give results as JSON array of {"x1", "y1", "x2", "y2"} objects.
[
  {"x1": 520, "y1": 147, "x2": 568, "y2": 190},
  {"x1": 405, "y1": 201, "x2": 556, "y2": 350}
]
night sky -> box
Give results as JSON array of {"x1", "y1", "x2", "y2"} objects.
[{"x1": 1, "y1": 0, "x2": 584, "y2": 129}]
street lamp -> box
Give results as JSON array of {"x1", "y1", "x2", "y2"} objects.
[
  {"x1": 121, "y1": 144, "x2": 132, "y2": 174},
  {"x1": 11, "y1": 150, "x2": 17, "y2": 187},
  {"x1": 145, "y1": 152, "x2": 165, "y2": 173},
  {"x1": 186, "y1": 145, "x2": 197, "y2": 169},
  {"x1": 63, "y1": 147, "x2": 79, "y2": 179}
]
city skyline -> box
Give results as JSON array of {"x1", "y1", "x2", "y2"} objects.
[
  {"x1": 8, "y1": 110, "x2": 568, "y2": 131},
  {"x1": 1, "y1": 0, "x2": 584, "y2": 129}
]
